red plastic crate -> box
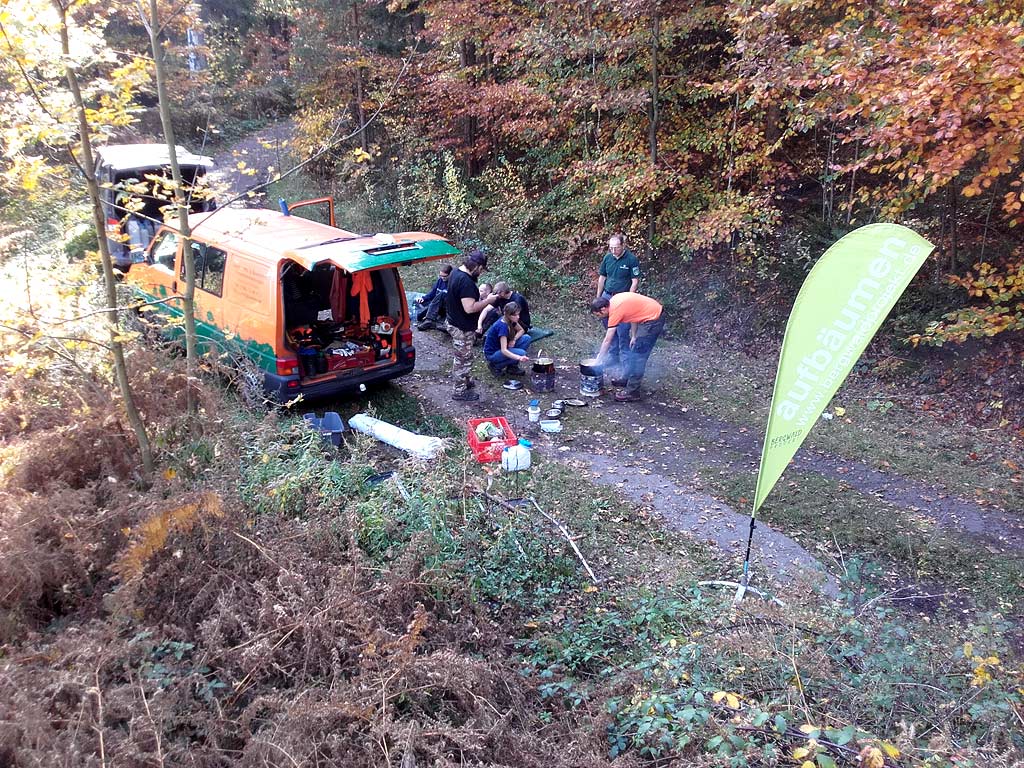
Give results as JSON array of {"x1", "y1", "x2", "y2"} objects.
[
  {"x1": 467, "y1": 417, "x2": 517, "y2": 463},
  {"x1": 327, "y1": 350, "x2": 375, "y2": 371}
]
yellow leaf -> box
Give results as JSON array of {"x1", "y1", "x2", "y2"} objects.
[
  {"x1": 880, "y1": 741, "x2": 900, "y2": 758},
  {"x1": 712, "y1": 691, "x2": 726, "y2": 704},
  {"x1": 793, "y1": 747, "x2": 810, "y2": 760},
  {"x1": 799, "y1": 724, "x2": 817, "y2": 734},
  {"x1": 859, "y1": 746, "x2": 885, "y2": 768},
  {"x1": 834, "y1": 406, "x2": 846, "y2": 416},
  {"x1": 583, "y1": 584, "x2": 598, "y2": 593},
  {"x1": 963, "y1": 641, "x2": 974, "y2": 657},
  {"x1": 163, "y1": 467, "x2": 177, "y2": 480},
  {"x1": 801, "y1": 762, "x2": 815, "y2": 768},
  {"x1": 725, "y1": 693, "x2": 740, "y2": 709}
]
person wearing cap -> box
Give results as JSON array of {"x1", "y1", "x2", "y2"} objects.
[
  {"x1": 590, "y1": 292, "x2": 664, "y2": 402},
  {"x1": 445, "y1": 251, "x2": 500, "y2": 401}
]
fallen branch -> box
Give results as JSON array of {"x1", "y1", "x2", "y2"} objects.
[{"x1": 482, "y1": 491, "x2": 599, "y2": 584}]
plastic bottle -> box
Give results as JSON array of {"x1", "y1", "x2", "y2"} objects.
[
  {"x1": 528, "y1": 400, "x2": 541, "y2": 423},
  {"x1": 501, "y1": 439, "x2": 532, "y2": 472}
]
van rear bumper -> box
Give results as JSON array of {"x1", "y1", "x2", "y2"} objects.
[{"x1": 264, "y1": 360, "x2": 416, "y2": 403}]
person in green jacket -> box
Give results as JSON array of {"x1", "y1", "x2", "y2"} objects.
[{"x1": 594, "y1": 234, "x2": 641, "y2": 369}]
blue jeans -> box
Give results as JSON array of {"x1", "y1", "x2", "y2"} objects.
[
  {"x1": 624, "y1": 318, "x2": 664, "y2": 393},
  {"x1": 601, "y1": 291, "x2": 631, "y2": 367},
  {"x1": 485, "y1": 334, "x2": 532, "y2": 371},
  {"x1": 416, "y1": 291, "x2": 446, "y2": 322}
]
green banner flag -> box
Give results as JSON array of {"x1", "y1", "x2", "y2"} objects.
[{"x1": 753, "y1": 224, "x2": 934, "y2": 512}]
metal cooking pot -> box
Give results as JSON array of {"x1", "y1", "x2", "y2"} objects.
[
  {"x1": 580, "y1": 357, "x2": 603, "y2": 377},
  {"x1": 532, "y1": 357, "x2": 555, "y2": 374}
]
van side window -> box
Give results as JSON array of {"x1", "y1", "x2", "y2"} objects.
[
  {"x1": 151, "y1": 231, "x2": 179, "y2": 270},
  {"x1": 202, "y1": 246, "x2": 226, "y2": 296},
  {"x1": 183, "y1": 241, "x2": 205, "y2": 282}
]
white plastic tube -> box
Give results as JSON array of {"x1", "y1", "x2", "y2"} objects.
[{"x1": 347, "y1": 413, "x2": 445, "y2": 459}]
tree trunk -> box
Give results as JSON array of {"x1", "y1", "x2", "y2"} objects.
[
  {"x1": 53, "y1": 0, "x2": 154, "y2": 476},
  {"x1": 460, "y1": 39, "x2": 479, "y2": 175},
  {"x1": 147, "y1": 0, "x2": 199, "y2": 414},
  {"x1": 646, "y1": 11, "x2": 659, "y2": 257},
  {"x1": 353, "y1": 1, "x2": 369, "y2": 152}
]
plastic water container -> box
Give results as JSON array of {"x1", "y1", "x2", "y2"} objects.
[
  {"x1": 528, "y1": 400, "x2": 541, "y2": 422},
  {"x1": 501, "y1": 439, "x2": 532, "y2": 472}
]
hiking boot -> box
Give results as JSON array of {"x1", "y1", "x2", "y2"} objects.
[
  {"x1": 614, "y1": 390, "x2": 642, "y2": 402},
  {"x1": 416, "y1": 320, "x2": 436, "y2": 330},
  {"x1": 452, "y1": 389, "x2": 480, "y2": 402},
  {"x1": 610, "y1": 377, "x2": 627, "y2": 387},
  {"x1": 466, "y1": 378, "x2": 477, "y2": 389}
]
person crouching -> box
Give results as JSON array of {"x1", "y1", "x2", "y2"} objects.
[{"x1": 483, "y1": 301, "x2": 532, "y2": 376}]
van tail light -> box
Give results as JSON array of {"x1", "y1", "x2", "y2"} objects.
[
  {"x1": 399, "y1": 329, "x2": 415, "y2": 362},
  {"x1": 276, "y1": 357, "x2": 299, "y2": 376}
]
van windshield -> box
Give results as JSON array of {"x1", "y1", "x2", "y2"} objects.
[{"x1": 114, "y1": 165, "x2": 212, "y2": 225}]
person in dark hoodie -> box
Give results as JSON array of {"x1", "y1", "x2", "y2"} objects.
[
  {"x1": 478, "y1": 280, "x2": 532, "y2": 336},
  {"x1": 415, "y1": 263, "x2": 453, "y2": 330}
]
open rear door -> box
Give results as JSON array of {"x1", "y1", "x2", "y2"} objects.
[{"x1": 286, "y1": 197, "x2": 336, "y2": 227}]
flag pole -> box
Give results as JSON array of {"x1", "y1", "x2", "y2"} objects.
[{"x1": 734, "y1": 514, "x2": 757, "y2": 603}]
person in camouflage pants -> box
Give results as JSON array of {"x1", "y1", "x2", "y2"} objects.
[
  {"x1": 444, "y1": 251, "x2": 499, "y2": 401},
  {"x1": 449, "y1": 326, "x2": 477, "y2": 392}
]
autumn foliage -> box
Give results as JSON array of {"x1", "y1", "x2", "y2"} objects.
[{"x1": 267, "y1": 0, "x2": 1024, "y2": 354}]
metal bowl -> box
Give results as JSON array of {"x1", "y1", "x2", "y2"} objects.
[{"x1": 545, "y1": 408, "x2": 563, "y2": 419}]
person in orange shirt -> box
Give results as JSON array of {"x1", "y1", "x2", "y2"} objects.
[{"x1": 590, "y1": 292, "x2": 665, "y2": 402}]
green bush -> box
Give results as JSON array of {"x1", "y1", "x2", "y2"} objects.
[{"x1": 63, "y1": 225, "x2": 97, "y2": 262}]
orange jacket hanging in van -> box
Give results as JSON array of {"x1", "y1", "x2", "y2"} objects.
[{"x1": 350, "y1": 270, "x2": 373, "y2": 324}]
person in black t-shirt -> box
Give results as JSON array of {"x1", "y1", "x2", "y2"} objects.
[{"x1": 445, "y1": 251, "x2": 499, "y2": 401}]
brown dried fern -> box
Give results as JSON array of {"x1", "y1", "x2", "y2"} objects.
[{"x1": 111, "y1": 492, "x2": 224, "y2": 581}]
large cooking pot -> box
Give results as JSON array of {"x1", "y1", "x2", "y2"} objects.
[
  {"x1": 532, "y1": 357, "x2": 555, "y2": 375},
  {"x1": 579, "y1": 357, "x2": 603, "y2": 377}
]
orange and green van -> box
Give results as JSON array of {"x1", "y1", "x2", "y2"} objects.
[{"x1": 126, "y1": 200, "x2": 460, "y2": 402}]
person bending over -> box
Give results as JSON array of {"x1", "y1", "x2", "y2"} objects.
[{"x1": 590, "y1": 292, "x2": 664, "y2": 402}]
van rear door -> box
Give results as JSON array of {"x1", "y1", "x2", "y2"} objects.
[{"x1": 285, "y1": 197, "x2": 336, "y2": 227}]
